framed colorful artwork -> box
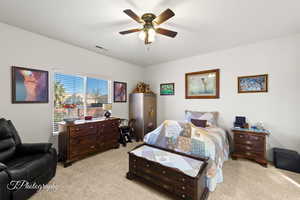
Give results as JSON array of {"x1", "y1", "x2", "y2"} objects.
[
  {"x1": 113, "y1": 81, "x2": 127, "y2": 102},
  {"x1": 11, "y1": 66, "x2": 49, "y2": 103},
  {"x1": 238, "y1": 74, "x2": 268, "y2": 93},
  {"x1": 185, "y1": 69, "x2": 220, "y2": 99},
  {"x1": 160, "y1": 83, "x2": 175, "y2": 95}
]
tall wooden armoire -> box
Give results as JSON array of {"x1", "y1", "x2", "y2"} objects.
[{"x1": 129, "y1": 93, "x2": 157, "y2": 141}]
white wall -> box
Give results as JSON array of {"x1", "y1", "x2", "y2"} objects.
[
  {"x1": 1, "y1": 21, "x2": 299, "y2": 159},
  {"x1": 145, "y1": 34, "x2": 300, "y2": 158},
  {"x1": 0, "y1": 22, "x2": 143, "y2": 147}
]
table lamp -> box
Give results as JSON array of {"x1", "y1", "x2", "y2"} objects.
[{"x1": 103, "y1": 103, "x2": 112, "y2": 119}]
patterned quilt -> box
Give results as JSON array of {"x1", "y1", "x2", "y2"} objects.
[{"x1": 144, "y1": 120, "x2": 229, "y2": 192}]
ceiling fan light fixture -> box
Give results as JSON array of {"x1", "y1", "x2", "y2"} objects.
[
  {"x1": 148, "y1": 28, "x2": 156, "y2": 43},
  {"x1": 120, "y1": 9, "x2": 177, "y2": 45},
  {"x1": 139, "y1": 28, "x2": 156, "y2": 44}
]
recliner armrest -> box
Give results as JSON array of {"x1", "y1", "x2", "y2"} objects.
[
  {"x1": 17, "y1": 143, "x2": 53, "y2": 154},
  {"x1": 0, "y1": 162, "x2": 7, "y2": 171}
]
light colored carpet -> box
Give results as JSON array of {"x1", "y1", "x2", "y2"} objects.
[{"x1": 31, "y1": 143, "x2": 300, "y2": 200}]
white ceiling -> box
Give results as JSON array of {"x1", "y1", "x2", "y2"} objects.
[{"x1": 0, "y1": 0, "x2": 300, "y2": 67}]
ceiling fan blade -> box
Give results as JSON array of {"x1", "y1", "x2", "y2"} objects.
[
  {"x1": 119, "y1": 28, "x2": 141, "y2": 35},
  {"x1": 153, "y1": 8, "x2": 175, "y2": 25},
  {"x1": 123, "y1": 9, "x2": 143, "y2": 23},
  {"x1": 156, "y1": 28, "x2": 177, "y2": 38}
]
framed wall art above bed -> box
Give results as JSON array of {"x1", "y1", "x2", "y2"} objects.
[
  {"x1": 185, "y1": 69, "x2": 220, "y2": 99},
  {"x1": 238, "y1": 74, "x2": 268, "y2": 93}
]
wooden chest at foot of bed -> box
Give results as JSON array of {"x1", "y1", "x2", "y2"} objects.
[{"x1": 127, "y1": 144, "x2": 209, "y2": 200}]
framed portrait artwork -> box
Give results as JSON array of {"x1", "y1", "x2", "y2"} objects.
[
  {"x1": 238, "y1": 74, "x2": 268, "y2": 93},
  {"x1": 185, "y1": 69, "x2": 220, "y2": 99},
  {"x1": 113, "y1": 81, "x2": 127, "y2": 102},
  {"x1": 160, "y1": 83, "x2": 175, "y2": 95},
  {"x1": 11, "y1": 66, "x2": 49, "y2": 103}
]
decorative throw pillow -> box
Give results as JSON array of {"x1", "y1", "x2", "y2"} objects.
[
  {"x1": 176, "y1": 136, "x2": 191, "y2": 153},
  {"x1": 185, "y1": 110, "x2": 219, "y2": 126},
  {"x1": 191, "y1": 119, "x2": 207, "y2": 128}
]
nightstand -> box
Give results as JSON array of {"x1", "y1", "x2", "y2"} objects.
[{"x1": 231, "y1": 128, "x2": 270, "y2": 167}]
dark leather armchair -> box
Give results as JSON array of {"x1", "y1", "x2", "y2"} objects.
[{"x1": 0, "y1": 118, "x2": 57, "y2": 200}]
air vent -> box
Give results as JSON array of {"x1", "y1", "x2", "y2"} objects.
[{"x1": 95, "y1": 45, "x2": 108, "y2": 51}]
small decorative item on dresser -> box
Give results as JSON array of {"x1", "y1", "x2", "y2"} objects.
[
  {"x1": 84, "y1": 116, "x2": 93, "y2": 120},
  {"x1": 234, "y1": 116, "x2": 247, "y2": 128},
  {"x1": 231, "y1": 128, "x2": 270, "y2": 167},
  {"x1": 103, "y1": 103, "x2": 112, "y2": 118}
]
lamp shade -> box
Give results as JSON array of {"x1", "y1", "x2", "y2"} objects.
[{"x1": 103, "y1": 103, "x2": 112, "y2": 110}]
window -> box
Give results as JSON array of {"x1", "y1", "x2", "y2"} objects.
[{"x1": 53, "y1": 73, "x2": 110, "y2": 133}]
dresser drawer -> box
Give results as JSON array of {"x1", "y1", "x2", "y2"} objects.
[
  {"x1": 69, "y1": 135, "x2": 97, "y2": 158},
  {"x1": 234, "y1": 132, "x2": 248, "y2": 142},
  {"x1": 69, "y1": 124, "x2": 97, "y2": 138},
  {"x1": 175, "y1": 192, "x2": 193, "y2": 200},
  {"x1": 235, "y1": 134, "x2": 264, "y2": 146},
  {"x1": 242, "y1": 151, "x2": 264, "y2": 158},
  {"x1": 235, "y1": 144, "x2": 264, "y2": 153},
  {"x1": 248, "y1": 134, "x2": 264, "y2": 142},
  {"x1": 175, "y1": 184, "x2": 194, "y2": 196},
  {"x1": 102, "y1": 120, "x2": 119, "y2": 128}
]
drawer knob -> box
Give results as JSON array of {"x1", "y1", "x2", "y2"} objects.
[
  {"x1": 246, "y1": 146, "x2": 251, "y2": 150},
  {"x1": 146, "y1": 164, "x2": 150, "y2": 167},
  {"x1": 134, "y1": 159, "x2": 137, "y2": 162},
  {"x1": 133, "y1": 165, "x2": 136, "y2": 168},
  {"x1": 162, "y1": 170, "x2": 166, "y2": 174},
  {"x1": 182, "y1": 186, "x2": 186, "y2": 190},
  {"x1": 181, "y1": 178, "x2": 185, "y2": 182},
  {"x1": 76, "y1": 128, "x2": 80, "y2": 131},
  {"x1": 245, "y1": 141, "x2": 252, "y2": 145},
  {"x1": 182, "y1": 194, "x2": 186, "y2": 198},
  {"x1": 246, "y1": 152, "x2": 251, "y2": 156},
  {"x1": 90, "y1": 145, "x2": 95, "y2": 149}
]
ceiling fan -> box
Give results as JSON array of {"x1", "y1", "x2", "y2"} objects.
[{"x1": 119, "y1": 8, "x2": 177, "y2": 45}]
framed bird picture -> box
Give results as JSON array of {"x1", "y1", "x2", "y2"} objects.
[{"x1": 185, "y1": 69, "x2": 220, "y2": 99}]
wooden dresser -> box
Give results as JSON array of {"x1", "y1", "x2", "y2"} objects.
[
  {"x1": 58, "y1": 118, "x2": 120, "y2": 167},
  {"x1": 231, "y1": 128, "x2": 270, "y2": 167}
]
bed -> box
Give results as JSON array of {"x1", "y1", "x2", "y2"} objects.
[{"x1": 143, "y1": 111, "x2": 229, "y2": 192}]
